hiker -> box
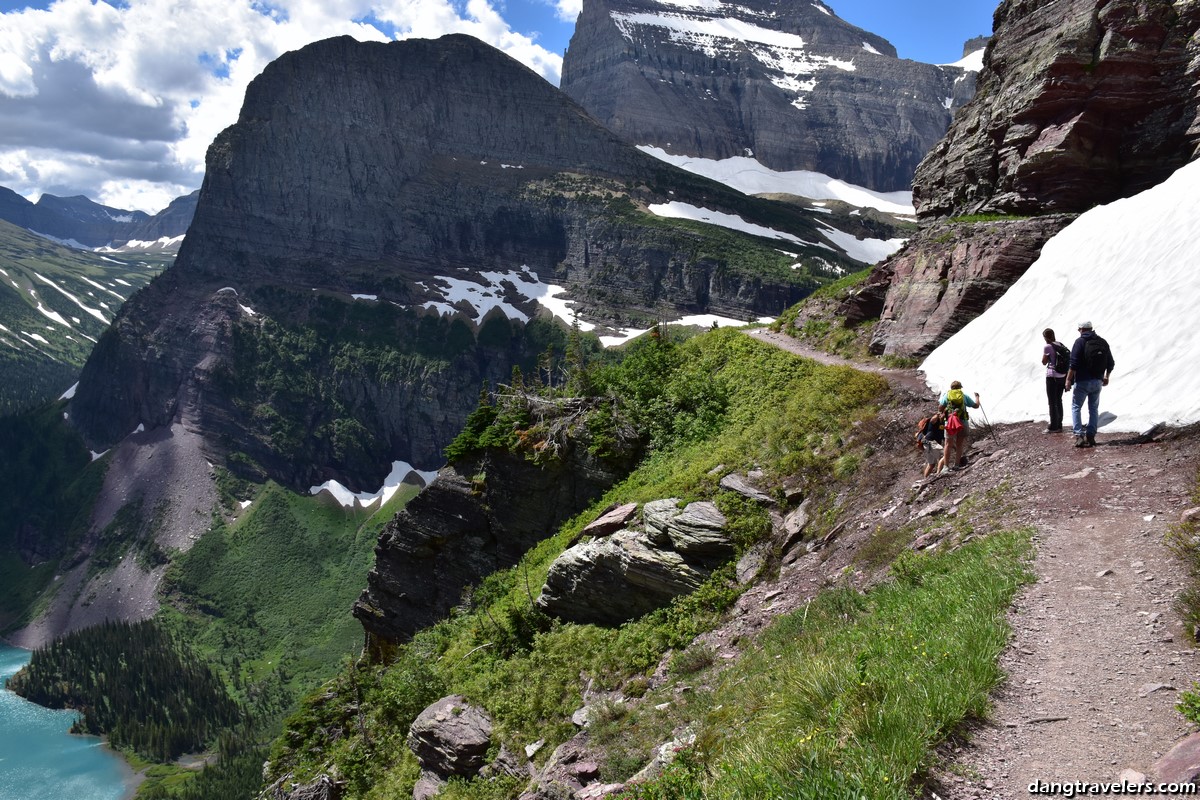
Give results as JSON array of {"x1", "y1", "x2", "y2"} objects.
[
  {"x1": 1041, "y1": 328, "x2": 1069, "y2": 432},
  {"x1": 915, "y1": 408, "x2": 946, "y2": 478},
  {"x1": 939, "y1": 380, "x2": 981, "y2": 470},
  {"x1": 1064, "y1": 320, "x2": 1115, "y2": 448}
]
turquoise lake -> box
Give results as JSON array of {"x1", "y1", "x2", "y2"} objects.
[{"x1": 0, "y1": 643, "x2": 133, "y2": 800}]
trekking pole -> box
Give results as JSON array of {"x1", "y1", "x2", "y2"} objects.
[{"x1": 979, "y1": 404, "x2": 1002, "y2": 445}]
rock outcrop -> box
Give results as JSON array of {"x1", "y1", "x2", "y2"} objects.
[
  {"x1": 408, "y1": 696, "x2": 494, "y2": 781},
  {"x1": 354, "y1": 427, "x2": 642, "y2": 645},
  {"x1": 562, "y1": 0, "x2": 981, "y2": 192},
  {"x1": 537, "y1": 499, "x2": 733, "y2": 626},
  {"x1": 844, "y1": 215, "x2": 1074, "y2": 357},
  {"x1": 851, "y1": 0, "x2": 1200, "y2": 357},
  {"x1": 69, "y1": 34, "x2": 851, "y2": 493}
]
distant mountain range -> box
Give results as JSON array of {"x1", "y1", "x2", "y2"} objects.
[
  {"x1": 0, "y1": 186, "x2": 196, "y2": 250},
  {"x1": 562, "y1": 0, "x2": 984, "y2": 194}
]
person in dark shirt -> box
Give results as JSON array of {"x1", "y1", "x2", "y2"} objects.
[
  {"x1": 1064, "y1": 320, "x2": 1115, "y2": 448},
  {"x1": 1041, "y1": 328, "x2": 1067, "y2": 432},
  {"x1": 916, "y1": 408, "x2": 946, "y2": 477}
]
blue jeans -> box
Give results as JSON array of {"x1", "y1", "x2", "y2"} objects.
[{"x1": 1071, "y1": 379, "x2": 1103, "y2": 437}]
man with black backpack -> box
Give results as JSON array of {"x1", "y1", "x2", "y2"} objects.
[
  {"x1": 1041, "y1": 328, "x2": 1070, "y2": 432},
  {"x1": 1064, "y1": 320, "x2": 1115, "y2": 448}
]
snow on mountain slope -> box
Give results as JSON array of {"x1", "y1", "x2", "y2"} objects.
[
  {"x1": 921, "y1": 158, "x2": 1200, "y2": 432},
  {"x1": 638, "y1": 147, "x2": 915, "y2": 214}
]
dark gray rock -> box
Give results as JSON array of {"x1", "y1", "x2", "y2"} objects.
[
  {"x1": 641, "y1": 499, "x2": 732, "y2": 562},
  {"x1": 562, "y1": 0, "x2": 981, "y2": 192},
  {"x1": 261, "y1": 774, "x2": 345, "y2": 800},
  {"x1": 407, "y1": 695, "x2": 494, "y2": 779},
  {"x1": 537, "y1": 531, "x2": 711, "y2": 625},
  {"x1": 719, "y1": 473, "x2": 774, "y2": 505},
  {"x1": 778, "y1": 497, "x2": 812, "y2": 554}
]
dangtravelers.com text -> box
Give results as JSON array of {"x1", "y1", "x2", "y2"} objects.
[{"x1": 1028, "y1": 779, "x2": 1197, "y2": 796}]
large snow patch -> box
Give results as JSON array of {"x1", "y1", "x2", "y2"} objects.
[{"x1": 921, "y1": 158, "x2": 1200, "y2": 432}]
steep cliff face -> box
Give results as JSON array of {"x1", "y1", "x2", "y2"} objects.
[
  {"x1": 915, "y1": 0, "x2": 1200, "y2": 218},
  {"x1": 70, "y1": 34, "x2": 848, "y2": 493},
  {"x1": 854, "y1": 0, "x2": 1200, "y2": 357},
  {"x1": 561, "y1": 0, "x2": 980, "y2": 192},
  {"x1": 844, "y1": 216, "x2": 1074, "y2": 357}
]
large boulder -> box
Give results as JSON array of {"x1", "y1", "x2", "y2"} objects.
[
  {"x1": 643, "y1": 499, "x2": 733, "y2": 564},
  {"x1": 538, "y1": 498, "x2": 734, "y2": 625},
  {"x1": 537, "y1": 531, "x2": 712, "y2": 626},
  {"x1": 407, "y1": 696, "x2": 494, "y2": 780}
]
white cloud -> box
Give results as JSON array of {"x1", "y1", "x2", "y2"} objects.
[
  {"x1": 549, "y1": 0, "x2": 582, "y2": 23},
  {"x1": 0, "y1": 0, "x2": 563, "y2": 213}
]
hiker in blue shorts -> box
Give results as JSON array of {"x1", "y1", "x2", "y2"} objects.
[{"x1": 1064, "y1": 320, "x2": 1115, "y2": 448}]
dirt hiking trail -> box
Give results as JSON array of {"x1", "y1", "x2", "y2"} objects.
[{"x1": 746, "y1": 328, "x2": 1200, "y2": 796}]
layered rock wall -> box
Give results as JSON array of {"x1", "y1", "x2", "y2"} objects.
[
  {"x1": 69, "y1": 34, "x2": 832, "y2": 491},
  {"x1": 916, "y1": 0, "x2": 1200, "y2": 218}
]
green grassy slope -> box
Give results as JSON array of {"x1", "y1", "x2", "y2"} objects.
[{"x1": 262, "y1": 327, "x2": 1035, "y2": 800}]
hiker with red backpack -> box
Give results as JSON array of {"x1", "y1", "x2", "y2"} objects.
[
  {"x1": 1065, "y1": 320, "x2": 1115, "y2": 448},
  {"x1": 939, "y1": 380, "x2": 981, "y2": 471},
  {"x1": 1041, "y1": 328, "x2": 1070, "y2": 433}
]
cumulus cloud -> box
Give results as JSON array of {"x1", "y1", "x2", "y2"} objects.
[
  {"x1": 549, "y1": 0, "x2": 582, "y2": 24},
  {"x1": 0, "y1": 0, "x2": 564, "y2": 213}
]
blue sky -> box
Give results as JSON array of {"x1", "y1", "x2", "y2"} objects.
[{"x1": 0, "y1": 0, "x2": 996, "y2": 212}]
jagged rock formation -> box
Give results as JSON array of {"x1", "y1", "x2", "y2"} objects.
[
  {"x1": 0, "y1": 186, "x2": 195, "y2": 247},
  {"x1": 536, "y1": 499, "x2": 733, "y2": 626},
  {"x1": 69, "y1": 34, "x2": 853, "y2": 492},
  {"x1": 847, "y1": 0, "x2": 1200, "y2": 357},
  {"x1": 561, "y1": 0, "x2": 981, "y2": 192},
  {"x1": 354, "y1": 428, "x2": 642, "y2": 645}
]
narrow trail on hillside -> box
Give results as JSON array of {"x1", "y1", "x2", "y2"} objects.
[{"x1": 742, "y1": 327, "x2": 1200, "y2": 796}]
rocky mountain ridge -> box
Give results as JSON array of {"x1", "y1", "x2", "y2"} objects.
[
  {"x1": 840, "y1": 0, "x2": 1200, "y2": 358},
  {"x1": 66, "y1": 34, "x2": 861, "y2": 494},
  {"x1": 561, "y1": 0, "x2": 982, "y2": 193}
]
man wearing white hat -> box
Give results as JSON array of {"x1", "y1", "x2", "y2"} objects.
[{"x1": 1064, "y1": 320, "x2": 1115, "y2": 448}]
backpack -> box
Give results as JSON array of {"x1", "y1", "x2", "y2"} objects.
[
  {"x1": 946, "y1": 388, "x2": 968, "y2": 421},
  {"x1": 945, "y1": 411, "x2": 963, "y2": 435},
  {"x1": 915, "y1": 417, "x2": 930, "y2": 451},
  {"x1": 1083, "y1": 336, "x2": 1110, "y2": 377},
  {"x1": 1049, "y1": 341, "x2": 1071, "y2": 373}
]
